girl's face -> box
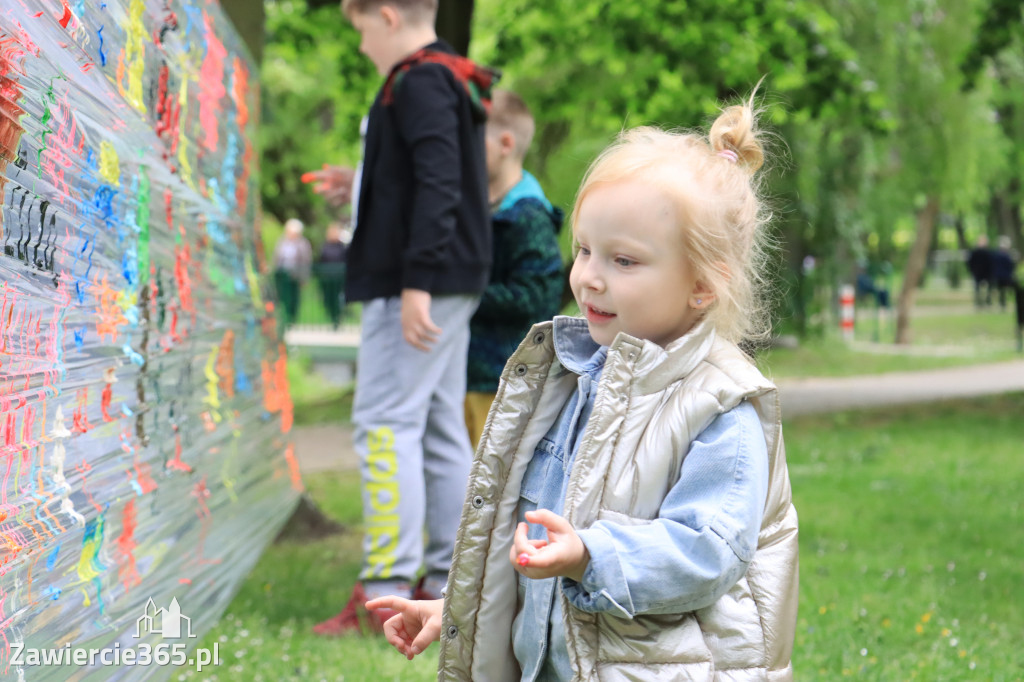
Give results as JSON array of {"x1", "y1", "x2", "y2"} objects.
[{"x1": 570, "y1": 181, "x2": 708, "y2": 348}]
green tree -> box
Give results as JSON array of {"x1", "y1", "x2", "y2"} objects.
[{"x1": 261, "y1": 0, "x2": 377, "y2": 232}]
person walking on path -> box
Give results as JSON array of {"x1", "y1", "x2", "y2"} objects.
[
  {"x1": 369, "y1": 94, "x2": 798, "y2": 680},
  {"x1": 990, "y1": 236, "x2": 1018, "y2": 311},
  {"x1": 966, "y1": 235, "x2": 993, "y2": 308},
  {"x1": 316, "y1": 222, "x2": 349, "y2": 329},
  {"x1": 305, "y1": 0, "x2": 497, "y2": 636},
  {"x1": 272, "y1": 218, "x2": 313, "y2": 327},
  {"x1": 464, "y1": 90, "x2": 564, "y2": 449}
]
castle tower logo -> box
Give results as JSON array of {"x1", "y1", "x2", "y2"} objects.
[{"x1": 135, "y1": 597, "x2": 196, "y2": 639}]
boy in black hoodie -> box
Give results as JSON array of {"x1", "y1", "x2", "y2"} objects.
[{"x1": 307, "y1": 0, "x2": 496, "y2": 636}]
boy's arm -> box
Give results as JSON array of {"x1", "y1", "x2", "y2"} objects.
[{"x1": 392, "y1": 64, "x2": 465, "y2": 293}]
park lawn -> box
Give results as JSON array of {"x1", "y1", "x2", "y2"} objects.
[
  {"x1": 757, "y1": 308, "x2": 1020, "y2": 379},
  {"x1": 180, "y1": 392, "x2": 1024, "y2": 681}
]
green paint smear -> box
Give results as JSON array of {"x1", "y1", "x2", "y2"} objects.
[{"x1": 137, "y1": 166, "x2": 151, "y2": 283}]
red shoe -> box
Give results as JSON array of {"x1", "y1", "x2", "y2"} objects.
[
  {"x1": 312, "y1": 582, "x2": 398, "y2": 636},
  {"x1": 412, "y1": 576, "x2": 443, "y2": 601}
]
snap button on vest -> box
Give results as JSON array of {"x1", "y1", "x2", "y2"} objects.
[
  {"x1": 472, "y1": 495, "x2": 485, "y2": 508},
  {"x1": 533, "y1": 332, "x2": 545, "y2": 344},
  {"x1": 514, "y1": 364, "x2": 527, "y2": 376},
  {"x1": 447, "y1": 625, "x2": 458, "y2": 638}
]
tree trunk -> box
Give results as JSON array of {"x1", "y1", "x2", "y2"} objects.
[
  {"x1": 895, "y1": 195, "x2": 940, "y2": 344},
  {"x1": 436, "y1": 0, "x2": 475, "y2": 56},
  {"x1": 220, "y1": 0, "x2": 266, "y2": 64}
]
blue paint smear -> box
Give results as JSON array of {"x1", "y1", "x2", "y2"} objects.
[
  {"x1": 97, "y1": 25, "x2": 106, "y2": 67},
  {"x1": 122, "y1": 344, "x2": 145, "y2": 366},
  {"x1": 46, "y1": 543, "x2": 61, "y2": 571}
]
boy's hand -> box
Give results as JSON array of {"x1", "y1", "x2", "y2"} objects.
[
  {"x1": 303, "y1": 165, "x2": 355, "y2": 207},
  {"x1": 510, "y1": 509, "x2": 590, "y2": 582},
  {"x1": 365, "y1": 596, "x2": 443, "y2": 660},
  {"x1": 401, "y1": 289, "x2": 441, "y2": 351}
]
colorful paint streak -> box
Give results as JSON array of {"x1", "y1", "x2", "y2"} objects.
[{"x1": 0, "y1": 2, "x2": 299, "y2": 679}]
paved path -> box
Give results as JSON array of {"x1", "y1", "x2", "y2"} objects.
[{"x1": 293, "y1": 359, "x2": 1024, "y2": 474}]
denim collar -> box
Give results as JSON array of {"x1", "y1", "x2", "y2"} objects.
[{"x1": 551, "y1": 316, "x2": 607, "y2": 376}]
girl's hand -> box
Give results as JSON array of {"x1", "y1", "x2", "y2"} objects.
[
  {"x1": 365, "y1": 596, "x2": 443, "y2": 660},
  {"x1": 509, "y1": 509, "x2": 590, "y2": 582}
]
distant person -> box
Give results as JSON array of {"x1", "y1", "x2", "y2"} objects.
[
  {"x1": 991, "y1": 235, "x2": 1017, "y2": 311},
  {"x1": 369, "y1": 95, "x2": 798, "y2": 680},
  {"x1": 317, "y1": 222, "x2": 349, "y2": 328},
  {"x1": 272, "y1": 218, "x2": 313, "y2": 326},
  {"x1": 966, "y1": 235, "x2": 993, "y2": 308},
  {"x1": 305, "y1": 0, "x2": 497, "y2": 636},
  {"x1": 464, "y1": 90, "x2": 564, "y2": 449}
]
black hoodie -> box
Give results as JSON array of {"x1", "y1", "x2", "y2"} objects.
[{"x1": 345, "y1": 40, "x2": 492, "y2": 301}]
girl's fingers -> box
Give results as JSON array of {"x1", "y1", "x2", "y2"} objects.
[
  {"x1": 366, "y1": 595, "x2": 408, "y2": 612},
  {"x1": 524, "y1": 508, "x2": 571, "y2": 534}
]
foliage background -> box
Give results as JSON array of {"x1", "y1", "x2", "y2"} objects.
[{"x1": 259, "y1": 0, "x2": 1024, "y2": 338}]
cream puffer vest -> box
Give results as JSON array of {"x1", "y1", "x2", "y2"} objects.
[{"x1": 438, "y1": 319, "x2": 799, "y2": 681}]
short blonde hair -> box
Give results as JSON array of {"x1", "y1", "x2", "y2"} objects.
[
  {"x1": 571, "y1": 94, "x2": 773, "y2": 344},
  {"x1": 488, "y1": 90, "x2": 535, "y2": 160},
  {"x1": 341, "y1": 0, "x2": 437, "y2": 23}
]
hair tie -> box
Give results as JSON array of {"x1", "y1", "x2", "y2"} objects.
[{"x1": 717, "y1": 149, "x2": 739, "y2": 164}]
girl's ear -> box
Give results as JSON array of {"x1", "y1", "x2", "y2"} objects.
[{"x1": 688, "y1": 280, "x2": 716, "y2": 309}]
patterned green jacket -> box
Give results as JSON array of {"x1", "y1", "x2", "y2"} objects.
[{"x1": 467, "y1": 171, "x2": 564, "y2": 393}]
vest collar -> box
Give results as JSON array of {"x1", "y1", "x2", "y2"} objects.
[{"x1": 605, "y1": 319, "x2": 718, "y2": 395}]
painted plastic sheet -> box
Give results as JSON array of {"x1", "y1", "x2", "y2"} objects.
[{"x1": 0, "y1": 2, "x2": 300, "y2": 679}]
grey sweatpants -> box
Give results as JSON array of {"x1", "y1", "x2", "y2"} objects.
[{"x1": 353, "y1": 295, "x2": 478, "y2": 584}]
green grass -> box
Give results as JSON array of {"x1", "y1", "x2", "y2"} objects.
[
  {"x1": 287, "y1": 351, "x2": 354, "y2": 426},
  {"x1": 179, "y1": 469, "x2": 437, "y2": 682},
  {"x1": 758, "y1": 305, "x2": 1020, "y2": 379},
  {"x1": 181, "y1": 393, "x2": 1024, "y2": 680},
  {"x1": 788, "y1": 393, "x2": 1024, "y2": 680}
]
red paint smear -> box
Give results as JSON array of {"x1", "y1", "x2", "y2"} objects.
[
  {"x1": 284, "y1": 443, "x2": 303, "y2": 492},
  {"x1": 100, "y1": 383, "x2": 113, "y2": 421},
  {"x1": 117, "y1": 499, "x2": 140, "y2": 590},
  {"x1": 173, "y1": 244, "x2": 195, "y2": 314},
  {"x1": 164, "y1": 187, "x2": 173, "y2": 230},
  {"x1": 58, "y1": 0, "x2": 73, "y2": 29},
  {"x1": 231, "y1": 57, "x2": 249, "y2": 128},
  {"x1": 166, "y1": 432, "x2": 191, "y2": 473},
  {"x1": 198, "y1": 12, "x2": 227, "y2": 152},
  {"x1": 71, "y1": 388, "x2": 90, "y2": 434}
]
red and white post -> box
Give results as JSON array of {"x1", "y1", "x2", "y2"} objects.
[{"x1": 840, "y1": 284, "x2": 855, "y2": 342}]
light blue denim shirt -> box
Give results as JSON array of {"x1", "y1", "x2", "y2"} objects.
[{"x1": 511, "y1": 318, "x2": 770, "y2": 682}]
